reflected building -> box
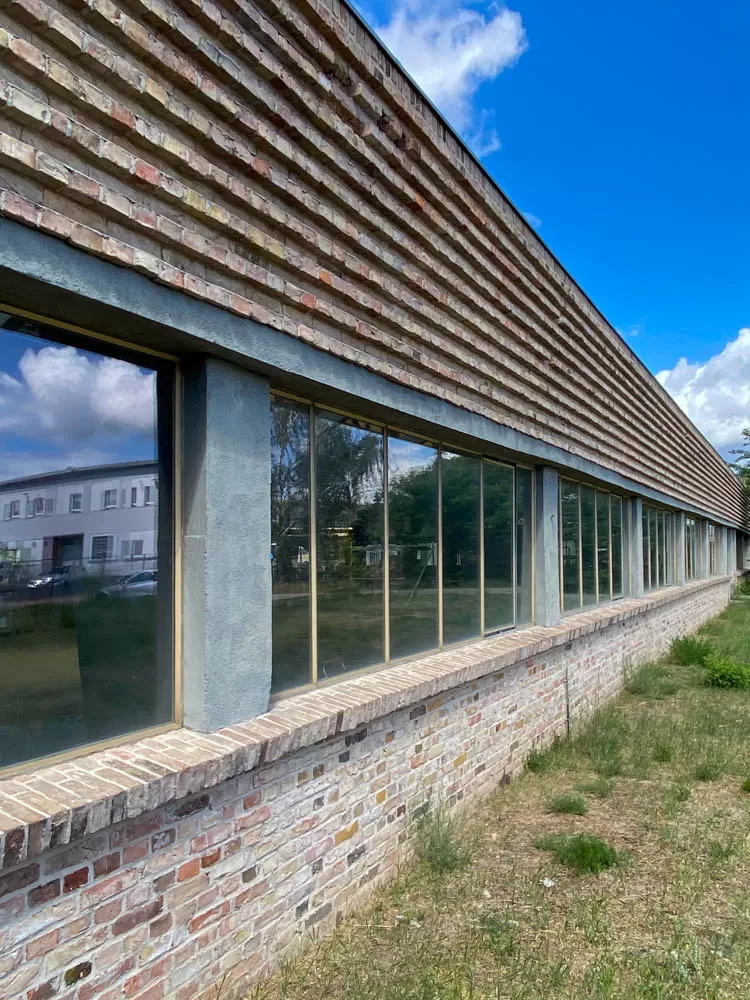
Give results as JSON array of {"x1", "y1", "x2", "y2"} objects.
[{"x1": 0, "y1": 461, "x2": 158, "y2": 577}]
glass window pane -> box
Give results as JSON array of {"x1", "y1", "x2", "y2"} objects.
[
  {"x1": 271, "y1": 399, "x2": 311, "y2": 693},
  {"x1": 483, "y1": 460, "x2": 513, "y2": 632},
  {"x1": 561, "y1": 481, "x2": 580, "y2": 611},
  {"x1": 596, "y1": 493, "x2": 611, "y2": 602},
  {"x1": 388, "y1": 434, "x2": 438, "y2": 660},
  {"x1": 442, "y1": 451, "x2": 480, "y2": 644},
  {"x1": 581, "y1": 487, "x2": 597, "y2": 606},
  {"x1": 611, "y1": 497, "x2": 623, "y2": 598},
  {"x1": 0, "y1": 319, "x2": 171, "y2": 768},
  {"x1": 515, "y1": 467, "x2": 533, "y2": 626},
  {"x1": 316, "y1": 412, "x2": 384, "y2": 678},
  {"x1": 642, "y1": 508, "x2": 650, "y2": 590},
  {"x1": 649, "y1": 509, "x2": 658, "y2": 590}
]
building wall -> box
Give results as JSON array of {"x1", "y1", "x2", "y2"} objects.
[
  {"x1": 0, "y1": 467, "x2": 158, "y2": 567},
  {"x1": 0, "y1": 577, "x2": 730, "y2": 1000},
  {"x1": 0, "y1": 0, "x2": 741, "y2": 524}
]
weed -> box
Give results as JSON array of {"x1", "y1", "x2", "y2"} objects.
[
  {"x1": 547, "y1": 793, "x2": 588, "y2": 816},
  {"x1": 694, "y1": 759, "x2": 725, "y2": 782},
  {"x1": 703, "y1": 652, "x2": 750, "y2": 689},
  {"x1": 534, "y1": 833, "x2": 621, "y2": 874},
  {"x1": 576, "y1": 778, "x2": 613, "y2": 798},
  {"x1": 708, "y1": 838, "x2": 741, "y2": 862},
  {"x1": 653, "y1": 741, "x2": 674, "y2": 763},
  {"x1": 414, "y1": 808, "x2": 472, "y2": 875},
  {"x1": 626, "y1": 664, "x2": 679, "y2": 700},
  {"x1": 742, "y1": 778, "x2": 750, "y2": 793},
  {"x1": 526, "y1": 736, "x2": 567, "y2": 774},
  {"x1": 478, "y1": 912, "x2": 519, "y2": 956},
  {"x1": 670, "y1": 635, "x2": 712, "y2": 666}
]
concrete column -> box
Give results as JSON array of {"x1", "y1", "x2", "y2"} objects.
[
  {"x1": 719, "y1": 527, "x2": 729, "y2": 576},
  {"x1": 699, "y1": 521, "x2": 710, "y2": 578},
  {"x1": 182, "y1": 358, "x2": 272, "y2": 732},
  {"x1": 626, "y1": 497, "x2": 644, "y2": 598},
  {"x1": 727, "y1": 528, "x2": 736, "y2": 574},
  {"x1": 675, "y1": 512, "x2": 686, "y2": 585},
  {"x1": 533, "y1": 466, "x2": 560, "y2": 626}
]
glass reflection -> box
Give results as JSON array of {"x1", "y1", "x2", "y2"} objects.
[
  {"x1": 388, "y1": 435, "x2": 438, "y2": 660},
  {"x1": 611, "y1": 497, "x2": 623, "y2": 597},
  {"x1": 516, "y1": 468, "x2": 533, "y2": 626},
  {"x1": 316, "y1": 412, "x2": 384, "y2": 678},
  {"x1": 442, "y1": 451, "x2": 481, "y2": 644},
  {"x1": 483, "y1": 460, "x2": 513, "y2": 632},
  {"x1": 0, "y1": 318, "x2": 170, "y2": 768},
  {"x1": 649, "y1": 508, "x2": 658, "y2": 590},
  {"x1": 271, "y1": 399, "x2": 311, "y2": 693},
  {"x1": 561, "y1": 481, "x2": 580, "y2": 611},
  {"x1": 581, "y1": 487, "x2": 597, "y2": 606},
  {"x1": 596, "y1": 493, "x2": 611, "y2": 602}
]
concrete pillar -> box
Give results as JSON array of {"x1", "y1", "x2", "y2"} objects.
[
  {"x1": 728, "y1": 528, "x2": 737, "y2": 574},
  {"x1": 675, "y1": 512, "x2": 686, "y2": 585},
  {"x1": 182, "y1": 358, "x2": 272, "y2": 732},
  {"x1": 626, "y1": 497, "x2": 644, "y2": 598},
  {"x1": 699, "y1": 521, "x2": 710, "y2": 578},
  {"x1": 533, "y1": 467, "x2": 560, "y2": 626},
  {"x1": 719, "y1": 527, "x2": 729, "y2": 576}
]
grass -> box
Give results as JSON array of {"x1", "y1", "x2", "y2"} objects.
[
  {"x1": 547, "y1": 792, "x2": 588, "y2": 815},
  {"x1": 248, "y1": 599, "x2": 750, "y2": 1000},
  {"x1": 535, "y1": 832, "x2": 622, "y2": 873}
]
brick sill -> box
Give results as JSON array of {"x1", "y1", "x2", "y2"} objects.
[{"x1": 0, "y1": 575, "x2": 731, "y2": 869}]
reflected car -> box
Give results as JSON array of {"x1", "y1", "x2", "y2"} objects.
[
  {"x1": 27, "y1": 565, "x2": 87, "y2": 595},
  {"x1": 100, "y1": 571, "x2": 157, "y2": 599}
]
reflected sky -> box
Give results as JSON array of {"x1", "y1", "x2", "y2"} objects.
[{"x1": 0, "y1": 321, "x2": 156, "y2": 482}]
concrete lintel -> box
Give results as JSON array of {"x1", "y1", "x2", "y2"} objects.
[
  {"x1": 182, "y1": 358, "x2": 272, "y2": 731},
  {"x1": 533, "y1": 467, "x2": 560, "y2": 626}
]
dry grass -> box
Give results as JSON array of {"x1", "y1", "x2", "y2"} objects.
[{"x1": 248, "y1": 601, "x2": 750, "y2": 1000}]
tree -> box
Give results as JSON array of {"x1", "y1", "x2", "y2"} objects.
[{"x1": 730, "y1": 428, "x2": 750, "y2": 494}]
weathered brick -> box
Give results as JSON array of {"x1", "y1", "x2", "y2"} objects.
[
  {"x1": 28, "y1": 881, "x2": 60, "y2": 907},
  {"x1": 112, "y1": 899, "x2": 163, "y2": 936},
  {"x1": 0, "y1": 863, "x2": 38, "y2": 898}
]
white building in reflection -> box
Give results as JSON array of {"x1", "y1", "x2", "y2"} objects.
[{"x1": 0, "y1": 461, "x2": 158, "y2": 571}]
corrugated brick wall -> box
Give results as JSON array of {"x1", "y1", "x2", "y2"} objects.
[
  {"x1": 0, "y1": 0, "x2": 741, "y2": 522},
  {"x1": 0, "y1": 580, "x2": 730, "y2": 1000}
]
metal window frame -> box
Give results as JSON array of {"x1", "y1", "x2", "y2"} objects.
[
  {"x1": 271, "y1": 389, "x2": 533, "y2": 696},
  {"x1": 0, "y1": 302, "x2": 182, "y2": 779}
]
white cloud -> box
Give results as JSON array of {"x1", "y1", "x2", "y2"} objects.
[
  {"x1": 0, "y1": 345, "x2": 155, "y2": 449},
  {"x1": 375, "y1": 0, "x2": 527, "y2": 155},
  {"x1": 523, "y1": 211, "x2": 542, "y2": 229},
  {"x1": 656, "y1": 328, "x2": 750, "y2": 451}
]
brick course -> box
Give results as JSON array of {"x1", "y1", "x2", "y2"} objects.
[
  {"x1": 0, "y1": 0, "x2": 741, "y2": 522},
  {"x1": 0, "y1": 579, "x2": 730, "y2": 1000}
]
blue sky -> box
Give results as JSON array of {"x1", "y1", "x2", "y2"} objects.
[
  {"x1": 0, "y1": 326, "x2": 156, "y2": 482},
  {"x1": 358, "y1": 0, "x2": 750, "y2": 454}
]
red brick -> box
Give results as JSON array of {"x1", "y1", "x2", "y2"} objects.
[
  {"x1": 123, "y1": 841, "x2": 149, "y2": 864},
  {"x1": 27, "y1": 980, "x2": 56, "y2": 1000},
  {"x1": 93, "y1": 853, "x2": 120, "y2": 879},
  {"x1": 26, "y1": 928, "x2": 60, "y2": 960},
  {"x1": 187, "y1": 901, "x2": 229, "y2": 934},
  {"x1": 134, "y1": 159, "x2": 160, "y2": 186},
  {"x1": 112, "y1": 898, "x2": 163, "y2": 936},
  {"x1": 111, "y1": 816, "x2": 163, "y2": 847},
  {"x1": 149, "y1": 913, "x2": 172, "y2": 939},
  {"x1": 200, "y1": 848, "x2": 221, "y2": 868},
  {"x1": 177, "y1": 859, "x2": 200, "y2": 882},
  {"x1": 63, "y1": 867, "x2": 89, "y2": 893},
  {"x1": 94, "y1": 899, "x2": 122, "y2": 925},
  {"x1": 28, "y1": 880, "x2": 60, "y2": 907},
  {"x1": 0, "y1": 863, "x2": 39, "y2": 899}
]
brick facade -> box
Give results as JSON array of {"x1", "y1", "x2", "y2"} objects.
[
  {"x1": 0, "y1": 578, "x2": 731, "y2": 1000},
  {"x1": 0, "y1": 0, "x2": 741, "y2": 523}
]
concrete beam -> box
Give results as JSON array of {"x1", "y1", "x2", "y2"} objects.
[
  {"x1": 182, "y1": 359, "x2": 272, "y2": 732},
  {"x1": 533, "y1": 467, "x2": 560, "y2": 626}
]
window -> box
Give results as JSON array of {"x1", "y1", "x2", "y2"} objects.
[
  {"x1": 132, "y1": 539, "x2": 144, "y2": 557},
  {"x1": 270, "y1": 395, "x2": 535, "y2": 694},
  {"x1": 560, "y1": 480, "x2": 625, "y2": 611},
  {"x1": 122, "y1": 539, "x2": 131, "y2": 559},
  {"x1": 131, "y1": 487, "x2": 138, "y2": 506},
  {"x1": 642, "y1": 505, "x2": 677, "y2": 592},
  {"x1": 0, "y1": 313, "x2": 174, "y2": 770},
  {"x1": 144, "y1": 485, "x2": 156, "y2": 505},
  {"x1": 709, "y1": 524, "x2": 716, "y2": 575},
  {"x1": 91, "y1": 535, "x2": 114, "y2": 561}
]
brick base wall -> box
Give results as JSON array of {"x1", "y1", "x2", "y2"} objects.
[{"x1": 0, "y1": 581, "x2": 730, "y2": 1000}]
